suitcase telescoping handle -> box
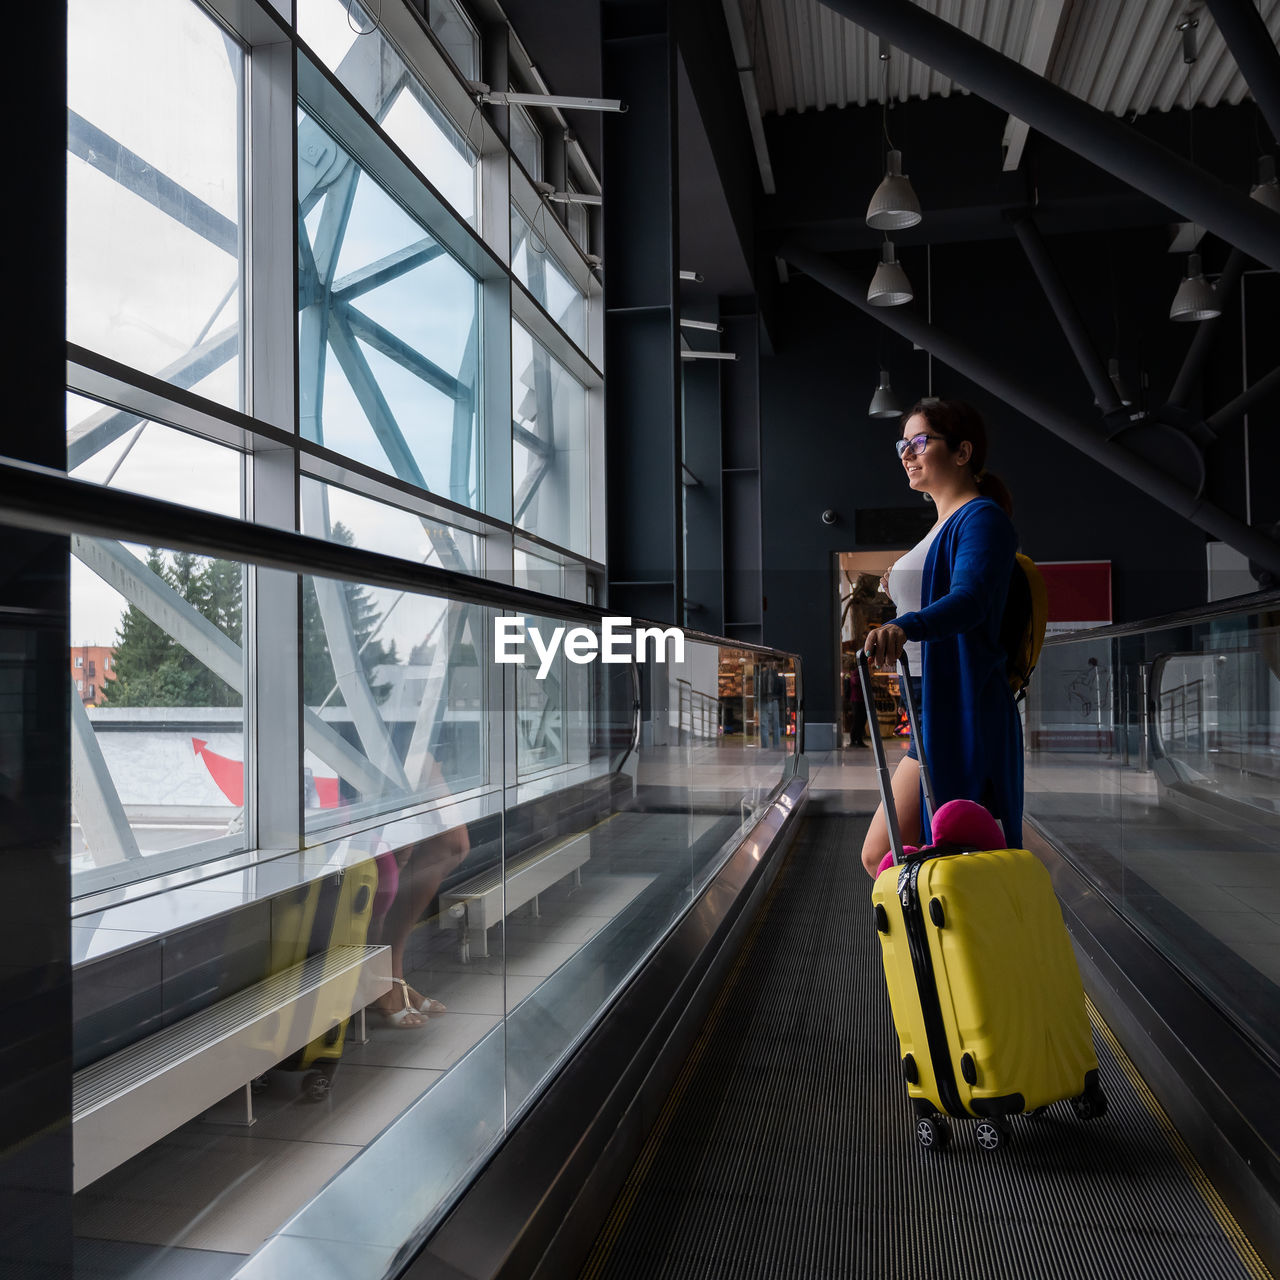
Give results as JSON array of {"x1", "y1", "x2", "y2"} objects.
[{"x1": 855, "y1": 649, "x2": 938, "y2": 867}]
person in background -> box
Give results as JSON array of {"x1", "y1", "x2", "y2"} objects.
[
  {"x1": 758, "y1": 660, "x2": 787, "y2": 751},
  {"x1": 844, "y1": 656, "x2": 868, "y2": 748},
  {"x1": 859, "y1": 399, "x2": 1021, "y2": 876}
]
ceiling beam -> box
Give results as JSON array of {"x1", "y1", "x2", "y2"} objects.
[
  {"x1": 1001, "y1": 0, "x2": 1070, "y2": 172},
  {"x1": 815, "y1": 0, "x2": 1280, "y2": 273},
  {"x1": 778, "y1": 238, "x2": 1280, "y2": 577}
]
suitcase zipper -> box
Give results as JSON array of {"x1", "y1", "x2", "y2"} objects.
[{"x1": 899, "y1": 859, "x2": 967, "y2": 1119}]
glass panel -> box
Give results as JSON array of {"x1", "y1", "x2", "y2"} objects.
[
  {"x1": 511, "y1": 205, "x2": 587, "y2": 346},
  {"x1": 298, "y1": 110, "x2": 481, "y2": 508},
  {"x1": 301, "y1": 577, "x2": 486, "y2": 830},
  {"x1": 298, "y1": 0, "x2": 478, "y2": 223},
  {"x1": 1024, "y1": 606, "x2": 1280, "y2": 1064},
  {"x1": 512, "y1": 323, "x2": 589, "y2": 556},
  {"x1": 67, "y1": 392, "x2": 243, "y2": 516},
  {"x1": 301, "y1": 475, "x2": 482, "y2": 575},
  {"x1": 70, "y1": 544, "x2": 247, "y2": 893},
  {"x1": 509, "y1": 103, "x2": 542, "y2": 180},
  {"x1": 67, "y1": 0, "x2": 244, "y2": 410},
  {"x1": 423, "y1": 0, "x2": 479, "y2": 79}
]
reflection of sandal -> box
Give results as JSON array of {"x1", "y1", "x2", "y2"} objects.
[
  {"x1": 409, "y1": 988, "x2": 447, "y2": 1017},
  {"x1": 372, "y1": 978, "x2": 428, "y2": 1029}
]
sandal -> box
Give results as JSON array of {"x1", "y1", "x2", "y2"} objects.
[{"x1": 371, "y1": 978, "x2": 428, "y2": 1029}]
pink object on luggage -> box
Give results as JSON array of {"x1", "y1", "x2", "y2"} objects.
[{"x1": 875, "y1": 798, "x2": 1007, "y2": 876}]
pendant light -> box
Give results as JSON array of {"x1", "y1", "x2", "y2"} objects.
[
  {"x1": 866, "y1": 46, "x2": 921, "y2": 231},
  {"x1": 1169, "y1": 253, "x2": 1220, "y2": 322},
  {"x1": 868, "y1": 369, "x2": 902, "y2": 419},
  {"x1": 1251, "y1": 155, "x2": 1280, "y2": 213},
  {"x1": 867, "y1": 150, "x2": 921, "y2": 230},
  {"x1": 1108, "y1": 358, "x2": 1135, "y2": 407},
  {"x1": 868, "y1": 240, "x2": 913, "y2": 306},
  {"x1": 1167, "y1": 21, "x2": 1218, "y2": 322}
]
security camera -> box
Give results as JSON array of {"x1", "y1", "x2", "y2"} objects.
[{"x1": 821, "y1": 509, "x2": 838, "y2": 526}]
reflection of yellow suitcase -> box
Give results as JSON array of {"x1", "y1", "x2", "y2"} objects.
[
  {"x1": 858, "y1": 652, "x2": 1105, "y2": 1152},
  {"x1": 270, "y1": 859, "x2": 379, "y2": 1101}
]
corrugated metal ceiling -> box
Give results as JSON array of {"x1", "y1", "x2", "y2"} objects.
[{"x1": 743, "y1": 0, "x2": 1280, "y2": 118}]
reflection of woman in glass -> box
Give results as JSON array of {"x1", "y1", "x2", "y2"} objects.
[
  {"x1": 367, "y1": 754, "x2": 471, "y2": 1028},
  {"x1": 859, "y1": 400, "x2": 1021, "y2": 876}
]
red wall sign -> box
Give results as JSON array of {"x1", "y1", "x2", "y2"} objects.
[{"x1": 1038, "y1": 561, "x2": 1112, "y2": 635}]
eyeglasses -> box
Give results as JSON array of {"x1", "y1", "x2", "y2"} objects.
[{"x1": 895, "y1": 433, "x2": 945, "y2": 459}]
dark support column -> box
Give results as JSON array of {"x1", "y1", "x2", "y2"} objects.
[
  {"x1": 1203, "y1": 0, "x2": 1280, "y2": 147},
  {"x1": 817, "y1": 0, "x2": 1280, "y2": 274},
  {"x1": 721, "y1": 308, "x2": 763, "y2": 645},
  {"x1": 0, "y1": 2, "x2": 72, "y2": 1275},
  {"x1": 681, "y1": 353, "x2": 725, "y2": 637},
  {"x1": 1208, "y1": 364, "x2": 1280, "y2": 437},
  {"x1": 1011, "y1": 213, "x2": 1122, "y2": 416},
  {"x1": 602, "y1": 0, "x2": 683, "y2": 624},
  {"x1": 1167, "y1": 248, "x2": 1248, "y2": 412},
  {"x1": 780, "y1": 238, "x2": 1280, "y2": 578}
]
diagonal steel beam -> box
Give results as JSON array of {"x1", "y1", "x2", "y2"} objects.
[
  {"x1": 70, "y1": 687, "x2": 143, "y2": 866},
  {"x1": 331, "y1": 238, "x2": 445, "y2": 301},
  {"x1": 1207, "y1": 364, "x2": 1280, "y2": 437},
  {"x1": 1203, "y1": 0, "x2": 1280, "y2": 148},
  {"x1": 67, "y1": 328, "x2": 239, "y2": 469},
  {"x1": 67, "y1": 110, "x2": 238, "y2": 257},
  {"x1": 815, "y1": 0, "x2": 1280, "y2": 273},
  {"x1": 339, "y1": 302, "x2": 468, "y2": 401},
  {"x1": 779, "y1": 238, "x2": 1280, "y2": 576},
  {"x1": 1167, "y1": 248, "x2": 1248, "y2": 412},
  {"x1": 1011, "y1": 212, "x2": 1122, "y2": 415}
]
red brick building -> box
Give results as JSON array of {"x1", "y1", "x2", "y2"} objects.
[{"x1": 70, "y1": 645, "x2": 116, "y2": 707}]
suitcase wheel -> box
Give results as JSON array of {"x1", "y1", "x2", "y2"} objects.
[
  {"x1": 974, "y1": 1118, "x2": 1011, "y2": 1151},
  {"x1": 1071, "y1": 1082, "x2": 1108, "y2": 1122},
  {"x1": 915, "y1": 1115, "x2": 952, "y2": 1151},
  {"x1": 301, "y1": 1069, "x2": 332, "y2": 1103}
]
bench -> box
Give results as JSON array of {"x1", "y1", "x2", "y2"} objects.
[
  {"x1": 73, "y1": 943, "x2": 390, "y2": 1191},
  {"x1": 441, "y1": 830, "x2": 591, "y2": 961}
]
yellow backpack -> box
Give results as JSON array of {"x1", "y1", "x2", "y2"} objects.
[{"x1": 1000, "y1": 553, "x2": 1049, "y2": 702}]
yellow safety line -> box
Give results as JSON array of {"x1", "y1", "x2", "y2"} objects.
[
  {"x1": 1086, "y1": 997, "x2": 1274, "y2": 1280},
  {"x1": 578, "y1": 834, "x2": 799, "y2": 1280}
]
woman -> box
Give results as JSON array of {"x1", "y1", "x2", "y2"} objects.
[{"x1": 860, "y1": 399, "x2": 1021, "y2": 876}]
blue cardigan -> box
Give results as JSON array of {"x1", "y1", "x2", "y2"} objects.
[{"x1": 892, "y1": 498, "x2": 1023, "y2": 847}]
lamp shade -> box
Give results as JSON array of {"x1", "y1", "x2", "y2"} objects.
[
  {"x1": 867, "y1": 240, "x2": 913, "y2": 307},
  {"x1": 1251, "y1": 155, "x2": 1280, "y2": 214},
  {"x1": 866, "y1": 149, "x2": 922, "y2": 230},
  {"x1": 868, "y1": 370, "x2": 902, "y2": 419},
  {"x1": 1169, "y1": 253, "x2": 1219, "y2": 322}
]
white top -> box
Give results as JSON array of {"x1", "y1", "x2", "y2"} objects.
[{"x1": 886, "y1": 521, "x2": 943, "y2": 672}]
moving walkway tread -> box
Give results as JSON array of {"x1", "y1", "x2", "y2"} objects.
[{"x1": 579, "y1": 814, "x2": 1273, "y2": 1280}]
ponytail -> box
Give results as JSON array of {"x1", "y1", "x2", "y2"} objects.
[{"x1": 977, "y1": 471, "x2": 1014, "y2": 517}]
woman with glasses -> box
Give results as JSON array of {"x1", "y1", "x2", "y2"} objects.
[{"x1": 859, "y1": 399, "x2": 1020, "y2": 877}]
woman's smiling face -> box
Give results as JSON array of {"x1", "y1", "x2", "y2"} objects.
[{"x1": 900, "y1": 413, "x2": 942, "y2": 492}]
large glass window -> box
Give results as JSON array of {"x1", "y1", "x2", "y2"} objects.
[
  {"x1": 511, "y1": 205, "x2": 587, "y2": 346},
  {"x1": 298, "y1": 0, "x2": 478, "y2": 224},
  {"x1": 512, "y1": 323, "x2": 590, "y2": 557},
  {"x1": 298, "y1": 111, "x2": 481, "y2": 507},
  {"x1": 67, "y1": 0, "x2": 244, "y2": 410}
]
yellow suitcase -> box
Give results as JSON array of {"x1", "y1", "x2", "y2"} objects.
[{"x1": 858, "y1": 652, "x2": 1105, "y2": 1151}]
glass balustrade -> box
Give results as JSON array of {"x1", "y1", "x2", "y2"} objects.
[{"x1": 1022, "y1": 595, "x2": 1280, "y2": 1067}]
